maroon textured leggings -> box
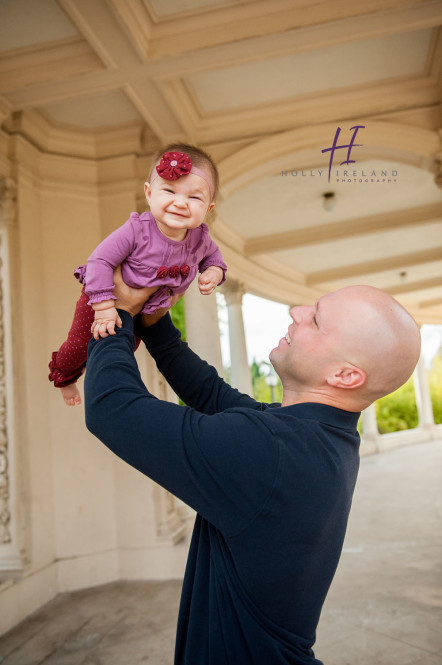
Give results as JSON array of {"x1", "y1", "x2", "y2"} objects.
[{"x1": 49, "y1": 288, "x2": 140, "y2": 388}]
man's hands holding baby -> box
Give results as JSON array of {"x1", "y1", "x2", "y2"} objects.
[
  {"x1": 91, "y1": 266, "x2": 176, "y2": 338},
  {"x1": 91, "y1": 264, "x2": 221, "y2": 339}
]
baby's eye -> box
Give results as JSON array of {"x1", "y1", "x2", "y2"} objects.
[{"x1": 190, "y1": 195, "x2": 203, "y2": 201}]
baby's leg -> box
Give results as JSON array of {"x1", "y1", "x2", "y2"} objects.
[{"x1": 49, "y1": 288, "x2": 94, "y2": 406}]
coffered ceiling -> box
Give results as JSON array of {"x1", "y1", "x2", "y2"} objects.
[{"x1": 0, "y1": 0, "x2": 441, "y2": 321}]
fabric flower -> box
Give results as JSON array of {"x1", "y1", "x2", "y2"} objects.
[
  {"x1": 180, "y1": 264, "x2": 190, "y2": 277},
  {"x1": 156, "y1": 151, "x2": 192, "y2": 181},
  {"x1": 169, "y1": 265, "x2": 180, "y2": 278},
  {"x1": 157, "y1": 266, "x2": 169, "y2": 279}
]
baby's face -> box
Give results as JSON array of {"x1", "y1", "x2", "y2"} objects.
[{"x1": 145, "y1": 171, "x2": 215, "y2": 240}]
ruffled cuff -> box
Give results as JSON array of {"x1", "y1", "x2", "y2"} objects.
[
  {"x1": 48, "y1": 351, "x2": 85, "y2": 388},
  {"x1": 87, "y1": 290, "x2": 116, "y2": 305}
]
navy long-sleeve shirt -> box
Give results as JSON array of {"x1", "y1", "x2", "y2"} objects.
[{"x1": 85, "y1": 311, "x2": 360, "y2": 665}]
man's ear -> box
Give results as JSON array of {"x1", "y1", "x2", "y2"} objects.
[{"x1": 326, "y1": 365, "x2": 366, "y2": 390}]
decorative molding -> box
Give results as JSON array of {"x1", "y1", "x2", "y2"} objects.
[
  {"x1": 107, "y1": 0, "x2": 153, "y2": 61},
  {"x1": 191, "y1": 78, "x2": 440, "y2": 144},
  {"x1": 140, "y1": 0, "x2": 439, "y2": 59},
  {"x1": 0, "y1": 178, "x2": 17, "y2": 227},
  {"x1": 431, "y1": 147, "x2": 442, "y2": 188},
  {"x1": 3, "y1": 110, "x2": 145, "y2": 161},
  {"x1": 0, "y1": 97, "x2": 12, "y2": 125},
  {"x1": 0, "y1": 36, "x2": 104, "y2": 92},
  {"x1": 218, "y1": 122, "x2": 441, "y2": 196},
  {"x1": 306, "y1": 247, "x2": 442, "y2": 286},
  {"x1": 385, "y1": 275, "x2": 442, "y2": 296}
]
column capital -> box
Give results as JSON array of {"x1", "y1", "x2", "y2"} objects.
[{"x1": 221, "y1": 278, "x2": 246, "y2": 306}]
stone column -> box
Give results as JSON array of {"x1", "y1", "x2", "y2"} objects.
[
  {"x1": 414, "y1": 353, "x2": 435, "y2": 433},
  {"x1": 361, "y1": 403, "x2": 379, "y2": 447},
  {"x1": 0, "y1": 177, "x2": 21, "y2": 573},
  {"x1": 184, "y1": 279, "x2": 224, "y2": 377},
  {"x1": 222, "y1": 279, "x2": 253, "y2": 395}
]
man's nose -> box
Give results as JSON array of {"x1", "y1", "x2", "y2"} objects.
[{"x1": 290, "y1": 305, "x2": 312, "y2": 323}]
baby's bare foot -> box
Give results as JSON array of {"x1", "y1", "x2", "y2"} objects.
[{"x1": 60, "y1": 384, "x2": 81, "y2": 406}]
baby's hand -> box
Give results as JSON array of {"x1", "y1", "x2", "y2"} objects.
[
  {"x1": 91, "y1": 306, "x2": 122, "y2": 340},
  {"x1": 198, "y1": 266, "x2": 224, "y2": 295}
]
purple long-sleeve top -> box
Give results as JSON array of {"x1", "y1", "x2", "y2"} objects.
[{"x1": 75, "y1": 212, "x2": 227, "y2": 314}]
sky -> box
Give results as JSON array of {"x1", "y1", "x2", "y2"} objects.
[{"x1": 217, "y1": 292, "x2": 442, "y2": 371}]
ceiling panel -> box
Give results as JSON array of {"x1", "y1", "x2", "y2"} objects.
[
  {"x1": 272, "y1": 221, "x2": 442, "y2": 273},
  {"x1": 40, "y1": 90, "x2": 143, "y2": 129},
  {"x1": 315, "y1": 260, "x2": 442, "y2": 290},
  {"x1": 0, "y1": 0, "x2": 78, "y2": 52},
  {"x1": 187, "y1": 29, "x2": 433, "y2": 113},
  {"x1": 218, "y1": 161, "x2": 439, "y2": 240}
]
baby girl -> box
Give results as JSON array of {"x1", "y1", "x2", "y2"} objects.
[{"x1": 49, "y1": 143, "x2": 227, "y2": 405}]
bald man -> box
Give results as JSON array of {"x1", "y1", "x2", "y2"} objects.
[{"x1": 85, "y1": 281, "x2": 420, "y2": 665}]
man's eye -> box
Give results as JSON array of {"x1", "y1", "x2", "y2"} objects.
[{"x1": 313, "y1": 316, "x2": 318, "y2": 327}]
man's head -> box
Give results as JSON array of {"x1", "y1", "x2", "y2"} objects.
[{"x1": 270, "y1": 285, "x2": 421, "y2": 411}]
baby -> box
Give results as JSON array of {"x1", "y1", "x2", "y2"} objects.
[{"x1": 49, "y1": 143, "x2": 227, "y2": 405}]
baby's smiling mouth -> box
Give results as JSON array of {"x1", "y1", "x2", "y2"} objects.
[{"x1": 285, "y1": 331, "x2": 291, "y2": 346}]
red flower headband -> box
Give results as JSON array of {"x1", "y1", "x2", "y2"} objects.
[{"x1": 150, "y1": 151, "x2": 215, "y2": 199}]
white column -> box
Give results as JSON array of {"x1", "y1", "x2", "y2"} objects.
[
  {"x1": 0, "y1": 178, "x2": 21, "y2": 573},
  {"x1": 184, "y1": 279, "x2": 224, "y2": 377},
  {"x1": 414, "y1": 353, "x2": 435, "y2": 432},
  {"x1": 222, "y1": 280, "x2": 253, "y2": 395},
  {"x1": 361, "y1": 403, "x2": 379, "y2": 446}
]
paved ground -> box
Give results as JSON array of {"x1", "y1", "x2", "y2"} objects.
[{"x1": 1, "y1": 439, "x2": 441, "y2": 665}]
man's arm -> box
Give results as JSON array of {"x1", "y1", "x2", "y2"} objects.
[
  {"x1": 136, "y1": 313, "x2": 262, "y2": 414},
  {"x1": 112, "y1": 266, "x2": 265, "y2": 414},
  {"x1": 84, "y1": 311, "x2": 279, "y2": 536}
]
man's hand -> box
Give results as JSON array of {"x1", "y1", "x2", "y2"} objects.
[
  {"x1": 113, "y1": 265, "x2": 157, "y2": 317},
  {"x1": 112, "y1": 266, "x2": 183, "y2": 328}
]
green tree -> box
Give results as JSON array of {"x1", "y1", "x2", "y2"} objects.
[
  {"x1": 250, "y1": 359, "x2": 283, "y2": 403},
  {"x1": 170, "y1": 296, "x2": 186, "y2": 341},
  {"x1": 375, "y1": 377, "x2": 419, "y2": 433},
  {"x1": 429, "y1": 354, "x2": 442, "y2": 424}
]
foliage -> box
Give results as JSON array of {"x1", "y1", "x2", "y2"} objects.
[
  {"x1": 372, "y1": 354, "x2": 442, "y2": 432},
  {"x1": 429, "y1": 355, "x2": 442, "y2": 424},
  {"x1": 250, "y1": 359, "x2": 283, "y2": 404},
  {"x1": 170, "y1": 296, "x2": 186, "y2": 341},
  {"x1": 375, "y1": 377, "x2": 419, "y2": 433}
]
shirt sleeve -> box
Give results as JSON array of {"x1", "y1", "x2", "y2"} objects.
[
  {"x1": 84, "y1": 310, "x2": 280, "y2": 537},
  {"x1": 85, "y1": 217, "x2": 137, "y2": 303},
  {"x1": 136, "y1": 313, "x2": 262, "y2": 414},
  {"x1": 198, "y1": 227, "x2": 227, "y2": 285}
]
